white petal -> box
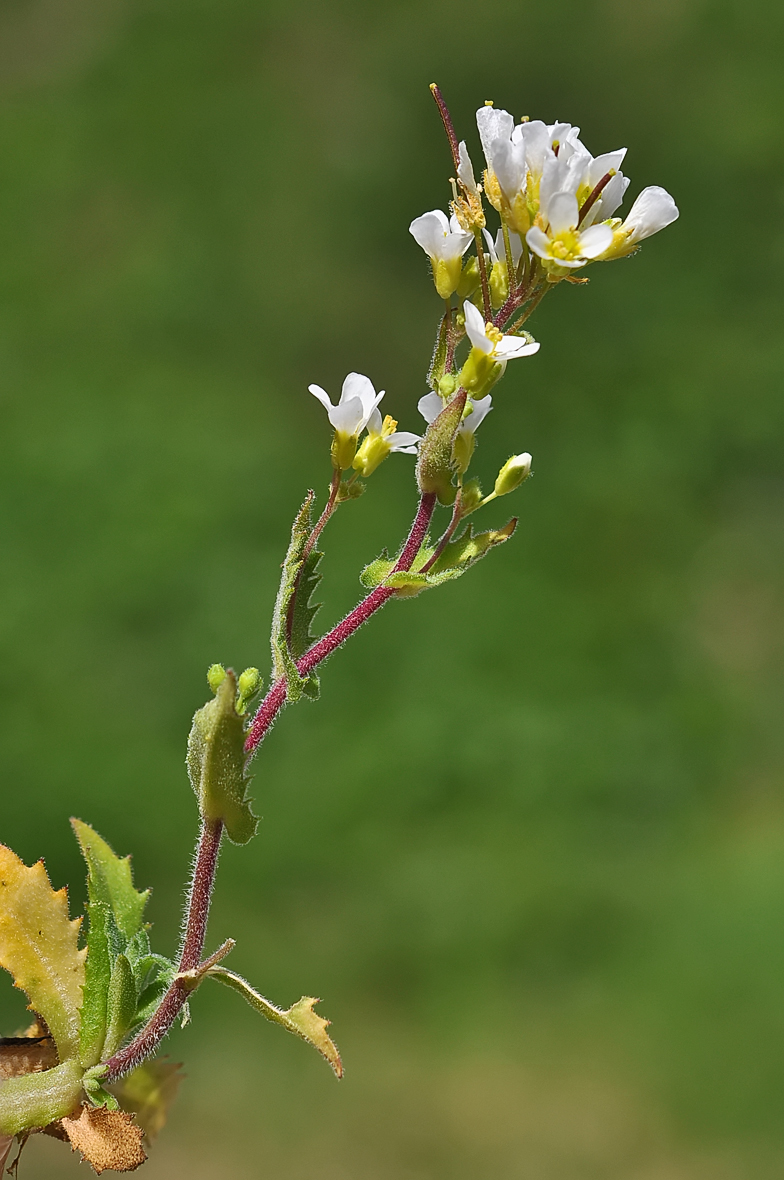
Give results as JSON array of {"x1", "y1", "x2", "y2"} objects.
[
  {"x1": 366, "y1": 406, "x2": 383, "y2": 435},
  {"x1": 387, "y1": 431, "x2": 422, "y2": 450},
  {"x1": 585, "y1": 149, "x2": 627, "y2": 189},
  {"x1": 308, "y1": 383, "x2": 334, "y2": 412},
  {"x1": 507, "y1": 230, "x2": 524, "y2": 267},
  {"x1": 525, "y1": 226, "x2": 552, "y2": 260},
  {"x1": 476, "y1": 104, "x2": 514, "y2": 164},
  {"x1": 418, "y1": 392, "x2": 444, "y2": 425},
  {"x1": 495, "y1": 336, "x2": 540, "y2": 359},
  {"x1": 409, "y1": 210, "x2": 450, "y2": 259},
  {"x1": 483, "y1": 228, "x2": 499, "y2": 264},
  {"x1": 625, "y1": 185, "x2": 679, "y2": 243},
  {"x1": 578, "y1": 223, "x2": 614, "y2": 259},
  {"x1": 329, "y1": 397, "x2": 364, "y2": 435},
  {"x1": 582, "y1": 171, "x2": 628, "y2": 226},
  {"x1": 491, "y1": 136, "x2": 526, "y2": 200},
  {"x1": 520, "y1": 120, "x2": 551, "y2": 176},
  {"x1": 341, "y1": 372, "x2": 378, "y2": 413},
  {"x1": 539, "y1": 155, "x2": 573, "y2": 217},
  {"x1": 547, "y1": 191, "x2": 579, "y2": 235},
  {"x1": 462, "y1": 299, "x2": 492, "y2": 353},
  {"x1": 461, "y1": 394, "x2": 493, "y2": 436},
  {"x1": 457, "y1": 141, "x2": 477, "y2": 194}
]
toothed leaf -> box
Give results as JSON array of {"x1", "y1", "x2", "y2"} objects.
[
  {"x1": 0, "y1": 846, "x2": 86, "y2": 1062},
  {"x1": 207, "y1": 967, "x2": 342, "y2": 1078},
  {"x1": 187, "y1": 670, "x2": 258, "y2": 845}
]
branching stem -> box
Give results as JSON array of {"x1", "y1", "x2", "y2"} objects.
[{"x1": 102, "y1": 492, "x2": 438, "y2": 1082}]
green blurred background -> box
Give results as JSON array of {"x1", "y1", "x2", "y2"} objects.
[{"x1": 1, "y1": 0, "x2": 783, "y2": 1175}]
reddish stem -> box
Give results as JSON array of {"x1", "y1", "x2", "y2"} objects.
[
  {"x1": 246, "y1": 490, "x2": 437, "y2": 755},
  {"x1": 104, "y1": 819, "x2": 222, "y2": 1081},
  {"x1": 102, "y1": 493, "x2": 437, "y2": 1082},
  {"x1": 430, "y1": 83, "x2": 460, "y2": 171}
]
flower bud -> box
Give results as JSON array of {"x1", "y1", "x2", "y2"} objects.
[
  {"x1": 207, "y1": 664, "x2": 226, "y2": 693},
  {"x1": 237, "y1": 667, "x2": 262, "y2": 714},
  {"x1": 456, "y1": 256, "x2": 480, "y2": 299},
  {"x1": 438, "y1": 373, "x2": 457, "y2": 398},
  {"x1": 494, "y1": 453, "x2": 532, "y2": 497},
  {"x1": 489, "y1": 259, "x2": 509, "y2": 309}
]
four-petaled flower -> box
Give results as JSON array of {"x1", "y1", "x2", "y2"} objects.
[
  {"x1": 409, "y1": 210, "x2": 473, "y2": 299},
  {"x1": 463, "y1": 299, "x2": 540, "y2": 361},
  {"x1": 526, "y1": 190, "x2": 615, "y2": 270},
  {"x1": 309, "y1": 373, "x2": 385, "y2": 470},
  {"x1": 353, "y1": 408, "x2": 420, "y2": 478},
  {"x1": 599, "y1": 186, "x2": 680, "y2": 259}
]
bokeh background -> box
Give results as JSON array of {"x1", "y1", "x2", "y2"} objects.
[{"x1": 1, "y1": 0, "x2": 783, "y2": 1176}]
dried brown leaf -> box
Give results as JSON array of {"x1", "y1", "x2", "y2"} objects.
[{"x1": 61, "y1": 1106, "x2": 146, "y2": 1174}]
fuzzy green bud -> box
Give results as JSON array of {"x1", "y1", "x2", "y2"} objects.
[
  {"x1": 237, "y1": 667, "x2": 262, "y2": 714},
  {"x1": 207, "y1": 663, "x2": 227, "y2": 693},
  {"x1": 438, "y1": 373, "x2": 458, "y2": 398},
  {"x1": 456, "y1": 256, "x2": 481, "y2": 299},
  {"x1": 459, "y1": 477, "x2": 484, "y2": 515},
  {"x1": 494, "y1": 453, "x2": 532, "y2": 497},
  {"x1": 489, "y1": 260, "x2": 509, "y2": 309}
]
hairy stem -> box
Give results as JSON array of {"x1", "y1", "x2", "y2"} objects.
[
  {"x1": 246, "y1": 490, "x2": 437, "y2": 755},
  {"x1": 104, "y1": 819, "x2": 223, "y2": 1081},
  {"x1": 420, "y1": 487, "x2": 463, "y2": 573},
  {"x1": 102, "y1": 493, "x2": 437, "y2": 1081},
  {"x1": 429, "y1": 83, "x2": 460, "y2": 171}
]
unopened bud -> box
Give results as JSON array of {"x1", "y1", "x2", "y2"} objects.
[
  {"x1": 438, "y1": 373, "x2": 457, "y2": 398},
  {"x1": 494, "y1": 453, "x2": 532, "y2": 497},
  {"x1": 489, "y1": 260, "x2": 509, "y2": 309},
  {"x1": 207, "y1": 664, "x2": 227, "y2": 693},
  {"x1": 456, "y1": 256, "x2": 480, "y2": 299},
  {"x1": 236, "y1": 667, "x2": 262, "y2": 714}
]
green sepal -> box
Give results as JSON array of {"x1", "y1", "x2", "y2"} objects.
[
  {"x1": 336, "y1": 478, "x2": 365, "y2": 503},
  {"x1": 0, "y1": 1059, "x2": 84, "y2": 1136},
  {"x1": 270, "y1": 493, "x2": 322, "y2": 702},
  {"x1": 360, "y1": 520, "x2": 517, "y2": 597},
  {"x1": 102, "y1": 954, "x2": 137, "y2": 1060},
  {"x1": 416, "y1": 390, "x2": 466, "y2": 503},
  {"x1": 187, "y1": 670, "x2": 258, "y2": 845}
]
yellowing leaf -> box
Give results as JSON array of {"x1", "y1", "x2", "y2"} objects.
[
  {"x1": 207, "y1": 967, "x2": 342, "y2": 1078},
  {"x1": 62, "y1": 1105, "x2": 146, "y2": 1174},
  {"x1": 0, "y1": 846, "x2": 86, "y2": 1061}
]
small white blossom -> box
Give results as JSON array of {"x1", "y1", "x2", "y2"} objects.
[
  {"x1": 463, "y1": 299, "x2": 540, "y2": 360},
  {"x1": 601, "y1": 185, "x2": 679, "y2": 257},
  {"x1": 483, "y1": 227, "x2": 524, "y2": 268},
  {"x1": 353, "y1": 406, "x2": 420, "y2": 477},
  {"x1": 309, "y1": 372, "x2": 383, "y2": 438},
  {"x1": 526, "y1": 190, "x2": 614, "y2": 270},
  {"x1": 409, "y1": 209, "x2": 473, "y2": 299}
]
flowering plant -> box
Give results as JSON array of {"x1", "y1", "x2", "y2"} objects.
[{"x1": 0, "y1": 86, "x2": 677, "y2": 1174}]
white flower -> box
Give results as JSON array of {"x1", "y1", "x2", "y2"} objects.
[
  {"x1": 462, "y1": 299, "x2": 540, "y2": 360},
  {"x1": 609, "y1": 185, "x2": 679, "y2": 253},
  {"x1": 409, "y1": 209, "x2": 473, "y2": 299},
  {"x1": 526, "y1": 189, "x2": 614, "y2": 270},
  {"x1": 483, "y1": 226, "x2": 524, "y2": 268},
  {"x1": 353, "y1": 407, "x2": 420, "y2": 477},
  {"x1": 309, "y1": 372, "x2": 383, "y2": 437}
]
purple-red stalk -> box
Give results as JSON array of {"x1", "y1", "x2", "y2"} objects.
[
  {"x1": 102, "y1": 493, "x2": 438, "y2": 1082},
  {"x1": 429, "y1": 83, "x2": 460, "y2": 172}
]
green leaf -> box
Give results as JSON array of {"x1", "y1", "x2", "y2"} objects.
[
  {"x1": 415, "y1": 390, "x2": 466, "y2": 503},
  {"x1": 289, "y1": 546, "x2": 323, "y2": 661},
  {"x1": 0, "y1": 1059, "x2": 84, "y2": 1136},
  {"x1": 187, "y1": 670, "x2": 258, "y2": 845},
  {"x1": 101, "y1": 955, "x2": 137, "y2": 1060},
  {"x1": 270, "y1": 492, "x2": 320, "y2": 702},
  {"x1": 71, "y1": 821, "x2": 150, "y2": 1068},
  {"x1": 207, "y1": 967, "x2": 342, "y2": 1078},
  {"x1": 360, "y1": 521, "x2": 517, "y2": 598},
  {"x1": 71, "y1": 821, "x2": 149, "y2": 942},
  {"x1": 0, "y1": 845, "x2": 86, "y2": 1063}
]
